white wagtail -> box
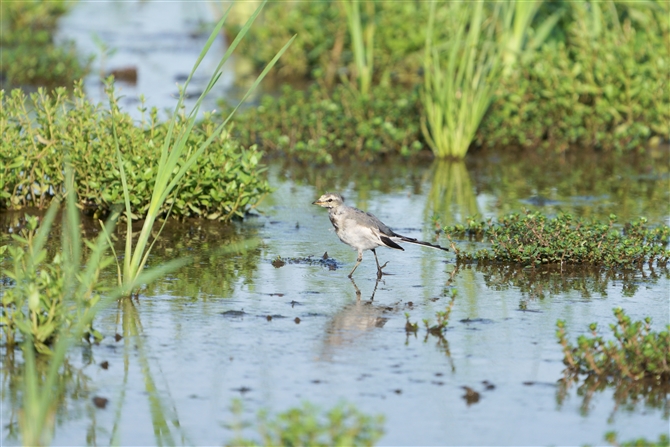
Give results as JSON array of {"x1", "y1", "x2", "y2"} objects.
[{"x1": 313, "y1": 192, "x2": 449, "y2": 278}]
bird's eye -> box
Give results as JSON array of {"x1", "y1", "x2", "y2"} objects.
[{"x1": 327, "y1": 199, "x2": 332, "y2": 202}]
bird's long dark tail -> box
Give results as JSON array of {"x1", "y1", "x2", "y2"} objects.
[{"x1": 399, "y1": 236, "x2": 449, "y2": 252}]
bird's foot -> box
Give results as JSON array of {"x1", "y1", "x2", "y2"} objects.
[{"x1": 376, "y1": 261, "x2": 390, "y2": 280}]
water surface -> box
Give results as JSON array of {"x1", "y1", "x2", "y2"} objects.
[{"x1": 2, "y1": 159, "x2": 668, "y2": 446}]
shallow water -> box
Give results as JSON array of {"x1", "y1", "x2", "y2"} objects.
[
  {"x1": 56, "y1": 1, "x2": 234, "y2": 120},
  {"x1": 2, "y1": 159, "x2": 669, "y2": 446}
]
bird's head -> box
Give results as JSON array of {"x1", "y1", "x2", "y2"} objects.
[{"x1": 312, "y1": 193, "x2": 345, "y2": 209}]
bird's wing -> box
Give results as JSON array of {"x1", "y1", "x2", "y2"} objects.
[
  {"x1": 349, "y1": 208, "x2": 395, "y2": 236},
  {"x1": 345, "y1": 206, "x2": 405, "y2": 250}
]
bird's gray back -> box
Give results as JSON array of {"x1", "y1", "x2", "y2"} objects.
[{"x1": 329, "y1": 204, "x2": 396, "y2": 237}]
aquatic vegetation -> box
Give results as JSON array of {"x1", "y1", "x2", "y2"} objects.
[
  {"x1": 405, "y1": 291, "x2": 456, "y2": 337},
  {"x1": 555, "y1": 309, "x2": 670, "y2": 419},
  {"x1": 107, "y1": 4, "x2": 292, "y2": 291},
  {"x1": 0, "y1": 0, "x2": 89, "y2": 87},
  {"x1": 479, "y1": 1, "x2": 669, "y2": 153},
  {"x1": 0, "y1": 213, "x2": 106, "y2": 354},
  {"x1": 0, "y1": 165, "x2": 129, "y2": 355},
  {"x1": 0, "y1": 167, "x2": 183, "y2": 446},
  {"x1": 445, "y1": 212, "x2": 670, "y2": 268},
  {"x1": 222, "y1": 1, "x2": 440, "y2": 85},
  {"x1": 0, "y1": 82, "x2": 271, "y2": 220},
  {"x1": 605, "y1": 432, "x2": 669, "y2": 447},
  {"x1": 225, "y1": 83, "x2": 424, "y2": 163},
  {"x1": 423, "y1": 290, "x2": 457, "y2": 336},
  {"x1": 224, "y1": 0, "x2": 664, "y2": 159},
  {"x1": 229, "y1": 400, "x2": 385, "y2": 447},
  {"x1": 557, "y1": 308, "x2": 670, "y2": 382}
]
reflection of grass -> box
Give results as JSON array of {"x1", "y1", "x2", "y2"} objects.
[
  {"x1": 1, "y1": 350, "x2": 92, "y2": 445},
  {"x1": 461, "y1": 262, "x2": 668, "y2": 303},
  {"x1": 12, "y1": 167, "x2": 182, "y2": 446},
  {"x1": 425, "y1": 160, "x2": 479, "y2": 226},
  {"x1": 110, "y1": 297, "x2": 186, "y2": 445}
]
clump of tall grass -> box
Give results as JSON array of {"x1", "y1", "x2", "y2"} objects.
[
  {"x1": 421, "y1": 0, "x2": 554, "y2": 159},
  {"x1": 420, "y1": 1, "x2": 509, "y2": 159},
  {"x1": 342, "y1": 0, "x2": 375, "y2": 96}
]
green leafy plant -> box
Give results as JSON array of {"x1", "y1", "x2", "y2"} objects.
[
  {"x1": 605, "y1": 432, "x2": 669, "y2": 447},
  {"x1": 0, "y1": 0, "x2": 89, "y2": 87},
  {"x1": 221, "y1": 1, "x2": 442, "y2": 86},
  {"x1": 422, "y1": 290, "x2": 457, "y2": 336},
  {"x1": 225, "y1": 82, "x2": 424, "y2": 164},
  {"x1": 555, "y1": 308, "x2": 669, "y2": 419},
  {"x1": 421, "y1": 1, "x2": 512, "y2": 159},
  {"x1": 478, "y1": 1, "x2": 669, "y2": 152},
  {"x1": 229, "y1": 400, "x2": 385, "y2": 447},
  {"x1": 446, "y1": 212, "x2": 670, "y2": 268},
  {"x1": 0, "y1": 83, "x2": 271, "y2": 219},
  {"x1": 557, "y1": 308, "x2": 670, "y2": 382},
  {"x1": 1, "y1": 214, "x2": 102, "y2": 354}
]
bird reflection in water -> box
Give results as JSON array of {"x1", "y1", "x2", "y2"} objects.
[{"x1": 319, "y1": 278, "x2": 396, "y2": 360}]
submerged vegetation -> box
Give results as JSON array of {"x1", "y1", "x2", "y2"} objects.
[{"x1": 445, "y1": 212, "x2": 670, "y2": 268}]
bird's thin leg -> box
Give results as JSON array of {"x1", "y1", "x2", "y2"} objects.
[
  {"x1": 348, "y1": 253, "x2": 363, "y2": 278},
  {"x1": 372, "y1": 249, "x2": 389, "y2": 279},
  {"x1": 349, "y1": 277, "x2": 362, "y2": 300}
]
